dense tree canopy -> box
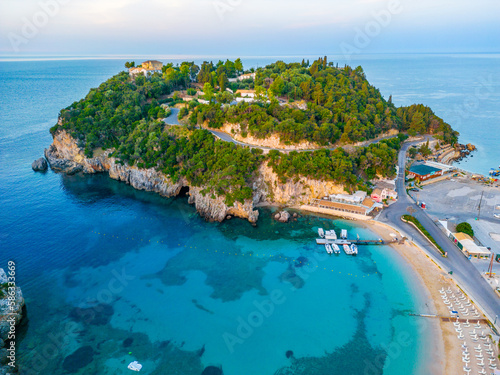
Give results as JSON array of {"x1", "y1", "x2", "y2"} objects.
[
  {"x1": 190, "y1": 58, "x2": 458, "y2": 146},
  {"x1": 50, "y1": 58, "x2": 458, "y2": 204}
]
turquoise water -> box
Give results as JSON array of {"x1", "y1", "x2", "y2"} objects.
[{"x1": 3, "y1": 55, "x2": 498, "y2": 374}]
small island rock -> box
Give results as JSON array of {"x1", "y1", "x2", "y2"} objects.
[
  {"x1": 32, "y1": 157, "x2": 48, "y2": 172},
  {"x1": 275, "y1": 211, "x2": 290, "y2": 223}
]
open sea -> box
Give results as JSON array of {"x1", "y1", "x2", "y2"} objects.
[{"x1": 1, "y1": 54, "x2": 499, "y2": 374}]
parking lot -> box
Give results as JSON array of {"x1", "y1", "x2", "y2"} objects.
[{"x1": 409, "y1": 177, "x2": 500, "y2": 286}]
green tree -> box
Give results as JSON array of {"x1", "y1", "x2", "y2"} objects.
[
  {"x1": 456, "y1": 222, "x2": 474, "y2": 238},
  {"x1": 269, "y1": 76, "x2": 284, "y2": 97},
  {"x1": 419, "y1": 140, "x2": 432, "y2": 157},
  {"x1": 218, "y1": 72, "x2": 228, "y2": 92},
  {"x1": 234, "y1": 58, "x2": 243, "y2": 75},
  {"x1": 203, "y1": 82, "x2": 214, "y2": 102}
]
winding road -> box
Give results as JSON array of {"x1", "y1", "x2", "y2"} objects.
[
  {"x1": 378, "y1": 140, "x2": 500, "y2": 329},
  {"x1": 208, "y1": 128, "x2": 400, "y2": 153}
]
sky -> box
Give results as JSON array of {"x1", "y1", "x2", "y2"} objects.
[{"x1": 0, "y1": 0, "x2": 499, "y2": 56}]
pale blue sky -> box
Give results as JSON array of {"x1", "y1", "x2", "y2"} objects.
[{"x1": 0, "y1": 0, "x2": 499, "y2": 55}]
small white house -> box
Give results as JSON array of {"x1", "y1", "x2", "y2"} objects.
[
  {"x1": 235, "y1": 89, "x2": 256, "y2": 98},
  {"x1": 237, "y1": 73, "x2": 256, "y2": 81}
]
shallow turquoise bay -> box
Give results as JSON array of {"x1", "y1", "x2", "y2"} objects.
[{"x1": 5, "y1": 55, "x2": 498, "y2": 373}]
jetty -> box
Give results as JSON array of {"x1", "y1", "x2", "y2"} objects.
[{"x1": 316, "y1": 227, "x2": 405, "y2": 256}]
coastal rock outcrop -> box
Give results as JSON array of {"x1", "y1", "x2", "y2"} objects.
[
  {"x1": 274, "y1": 211, "x2": 290, "y2": 223},
  {"x1": 45, "y1": 130, "x2": 259, "y2": 223},
  {"x1": 0, "y1": 268, "x2": 24, "y2": 374},
  {"x1": 31, "y1": 157, "x2": 48, "y2": 172},
  {"x1": 45, "y1": 128, "x2": 346, "y2": 223}
]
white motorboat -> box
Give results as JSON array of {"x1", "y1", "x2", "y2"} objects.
[
  {"x1": 325, "y1": 244, "x2": 333, "y2": 254},
  {"x1": 340, "y1": 229, "x2": 348, "y2": 239},
  {"x1": 318, "y1": 228, "x2": 325, "y2": 238},
  {"x1": 128, "y1": 361, "x2": 143, "y2": 372},
  {"x1": 331, "y1": 243, "x2": 340, "y2": 254},
  {"x1": 343, "y1": 244, "x2": 350, "y2": 254},
  {"x1": 325, "y1": 230, "x2": 337, "y2": 240},
  {"x1": 350, "y1": 244, "x2": 358, "y2": 256}
]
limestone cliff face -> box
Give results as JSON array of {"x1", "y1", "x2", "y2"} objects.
[
  {"x1": 253, "y1": 163, "x2": 345, "y2": 206},
  {"x1": 45, "y1": 130, "x2": 259, "y2": 223},
  {"x1": 45, "y1": 129, "x2": 346, "y2": 222}
]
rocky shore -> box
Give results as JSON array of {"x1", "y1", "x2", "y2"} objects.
[
  {"x1": 0, "y1": 269, "x2": 24, "y2": 375},
  {"x1": 43, "y1": 129, "x2": 347, "y2": 223}
]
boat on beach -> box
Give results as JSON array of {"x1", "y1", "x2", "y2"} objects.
[{"x1": 318, "y1": 228, "x2": 325, "y2": 238}]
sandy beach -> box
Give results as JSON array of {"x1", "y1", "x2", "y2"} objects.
[{"x1": 362, "y1": 220, "x2": 464, "y2": 375}]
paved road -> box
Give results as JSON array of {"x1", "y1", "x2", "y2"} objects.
[
  {"x1": 209, "y1": 128, "x2": 399, "y2": 153},
  {"x1": 378, "y1": 140, "x2": 500, "y2": 329},
  {"x1": 163, "y1": 108, "x2": 180, "y2": 125}
]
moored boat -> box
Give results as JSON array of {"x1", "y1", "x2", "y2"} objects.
[
  {"x1": 318, "y1": 228, "x2": 325, "y2": 238},
  {"x1": 342, "y1": 244, "x2": 350, "y2": 254},
  {"x1": 350, "y1": 244, "x2": 358, "y2": 256},
  {"x1": 128, "y1": 361, "x2": 143, "y2": 372},
  {"x1": 331, "y1": 243, "x2": 340, "y2": 254},
  {"x1": 340, "y1": 229, "x2": 348, "y2": 239},
  {"x1": 324, "y1": 243, "x2": 333, "y2": 254},
  {"x1": 325, "y1": 230, "x2": 337, "y2": 240}
]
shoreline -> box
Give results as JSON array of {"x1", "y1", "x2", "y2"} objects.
[{"x1": 360, "y1": 220, "x2": 463, "y2": 375}]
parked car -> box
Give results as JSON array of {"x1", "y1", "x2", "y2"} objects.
[
  {"x1": 494, "y1": 213, "x2": 500, "y2": 219},
  {"x1": 410, "y1": 188, "x2": 420, "y2": 192}
]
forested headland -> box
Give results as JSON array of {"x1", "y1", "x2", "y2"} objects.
[{"x1": 50, "y1": 58, "x2": 458, "y2": 205}]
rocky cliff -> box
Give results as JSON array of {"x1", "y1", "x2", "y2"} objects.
[
  {"x1": 45, "y1": 129, "x2": 347, "y2": 223},
  {"x1": 253, "y1": 163, "x2": 345, "y2": 206},
  {"x1": 45, "y1": 130, "x2": 259, "y2": 223},
  {"x1": 0, "y1": 268, "x2": 24, "y2": 375}
]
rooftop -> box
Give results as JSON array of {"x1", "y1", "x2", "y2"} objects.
[
  {"x1": 409, "y1": 163, "x2": 441, "y2": 176},
  {"x1": 454, "y1": 232, "x2": 473, "y2": 241}
]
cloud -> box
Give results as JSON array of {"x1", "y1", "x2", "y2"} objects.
[{"x1": 0, "y1": 0, "x2": 499, "y2": 55}]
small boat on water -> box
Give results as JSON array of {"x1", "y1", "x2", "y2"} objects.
[
  {"x1": 331, "y1": 243, "x2": 340, "y2": 255},
  {"x1": 128, "y1": 361, "x2": 143, "y2": 372},
  {"x1": 340, "y1": 229, "x2": 348, "y2": 239},
  {"x1": 325, "y1": 230, "x2": 337, "y2": 240},
  {"x1": 325, "y1": 244, "x2": 333, "y2": 254},
  {"x1": 350, "y1": 244, "x2": 358, "y2": 256},
  {"x1": 342, "y1": 244, "x2": 350, "y2": 254},
  {"x1": 318, "y1": 228, "x2": 325, "y2": 238}
]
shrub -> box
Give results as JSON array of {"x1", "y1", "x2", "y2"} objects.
[
  {"x1": 402, "y1": 214, "x2": 446, "y2": 255},
  {"x1": 456, "y1": 222, "x2": 474, "y2": 238}
]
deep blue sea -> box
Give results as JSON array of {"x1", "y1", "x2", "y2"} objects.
[{"x1": 1, "y1": 54, "x2": 498, "y2": 375}]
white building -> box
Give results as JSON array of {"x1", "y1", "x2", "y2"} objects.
[{"x1": 237, "y1": 72, "x2": 256, "y2": 81}]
